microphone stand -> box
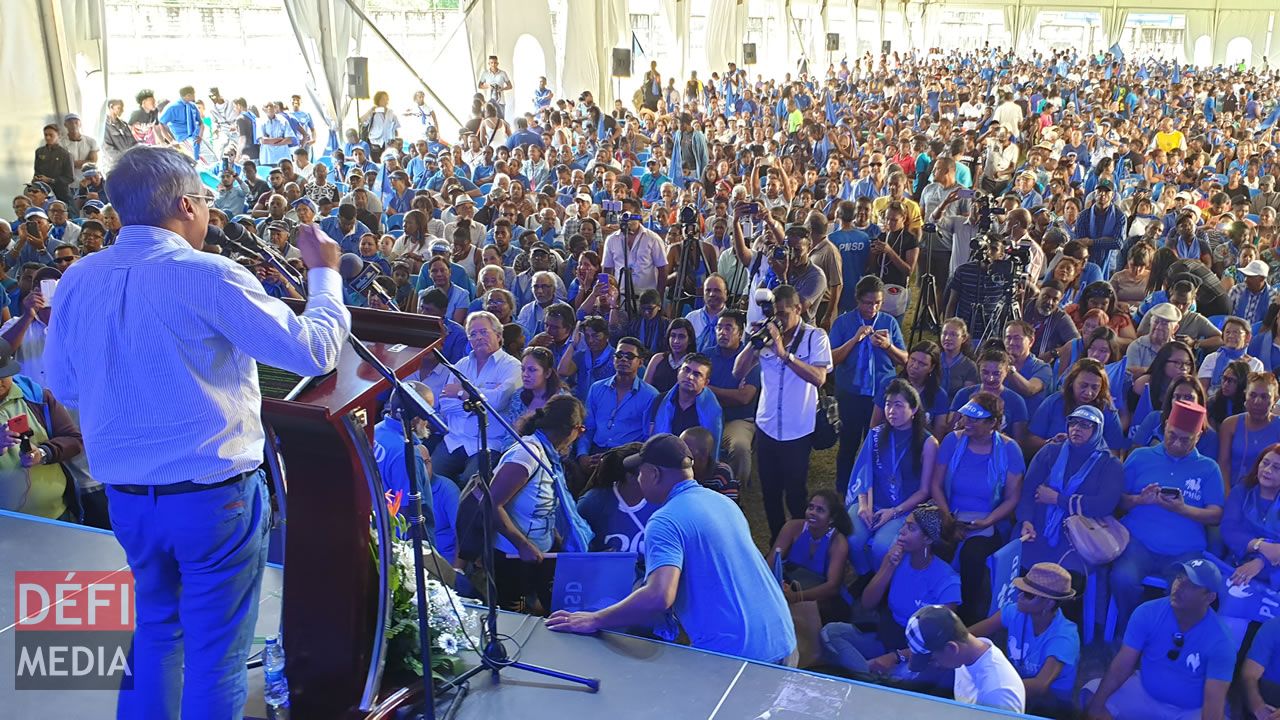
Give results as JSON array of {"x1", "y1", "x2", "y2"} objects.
[
  {"x1": 346, "y1": 336, "x2": 450, "y2": 720},
  {"x1": 226, "y1": 236, "x2": 307, "y2": 294},
  {"x1": 430, "y1": 347, "x2": 599, "y2": 711}
]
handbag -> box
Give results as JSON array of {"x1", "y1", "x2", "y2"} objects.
[{"x1": 1063, "y1": 495, "x2": 1130, "y2": 565}]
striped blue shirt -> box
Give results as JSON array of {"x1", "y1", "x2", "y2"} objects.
[{"x1": 44, "y1": 225, "x2": 350, "y2": 485}]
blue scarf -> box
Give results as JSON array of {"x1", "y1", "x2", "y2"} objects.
[
  {"x1": 534, "y1": 430, "x2": 593, "y2": 553},
  {"x1": 944, "y1": 433, "x2": 1010, "y2": 510},
  {"x1": 853, "y1": 312, "x2": 878, "y2": 395},
  {"x1": 1211, "y1": 346, "x2": 1246, "y2": 388},
  {"x1": 1042, "y1": 426, "x2": 1108, "y2": 547}
]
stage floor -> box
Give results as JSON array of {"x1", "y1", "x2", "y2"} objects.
[{"x1": 0, "y1": 511, "x2": 1025, "y2": 719}]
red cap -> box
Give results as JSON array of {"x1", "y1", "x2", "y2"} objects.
[{"x1": 1167, "y1": 400, "x2": 1206, "y2": 434}]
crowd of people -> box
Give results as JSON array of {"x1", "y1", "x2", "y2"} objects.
[{"x1": 13, "y1": 44, "x2": 1280, "y2": 719}]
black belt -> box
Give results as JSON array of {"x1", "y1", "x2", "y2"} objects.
[{"x1": 110, "y1": 471, "x2": 252, "y2": 496}]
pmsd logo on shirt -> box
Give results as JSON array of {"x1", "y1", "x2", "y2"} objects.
[{"x1": 12, "y1": 570, "x2": 134, "y2": 690}]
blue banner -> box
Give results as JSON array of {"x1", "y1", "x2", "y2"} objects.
[
  {"x1": 1202, "y1": 553, "x2": 1280, "y2": 623},
  {"x1": 987, "y1": 538, "x2": 1024, "y2": 616},
  {"x1": 551, "y1": 552, "x2": 640, "y2": 613}
]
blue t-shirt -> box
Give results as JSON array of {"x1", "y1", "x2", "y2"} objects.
[
  {"x1": 951, "y1": 386, "x2": 1029, "y2": 433},
  {"x1": 708, "y1": 344, "x2": 761, "y2": 422},
  {"x1": 577, "y1": 485, "x2": 656, "y2": 554},
  {"x1": 828, "y1": 311, "x2": 905, "y2": 396},
  {"x1": 1124, "y1": 597, "x2": 1234, "y2": 709},
  {"x1": 645, "y1": 480, "x2": 796, "y2": 662},
  {"x1": 1000, "y1": 602, "x2": 1079, "y2": 701},
  {"x1": 1029, "y1": 392, "x2": 1127, "y2": 451},
  {"x1": 886, "y1": 555, "x2": 962, "y2": 627},
  {"x1": 1247, "y1": 616, "x2": 1280, "y2": 684},
  {"x1": 938, "y1": 432, "x2": 1027, "y2": 515},
  {"x1": 1014, "y1": 355, "x2": 1054, "y2": 418},
  {"x1": 831, "y1": 228, "x2": 872, "y2": 312},
  {"x1": 1122, "y1": 445, "x2": 1226, "y2": 556}
]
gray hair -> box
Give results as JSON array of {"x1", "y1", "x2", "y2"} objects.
[
  {"x1": 105, "y1": 146, "x2": 203, "y2": 227},
  {"x1": 465, "y1": 310, "x2": 503, "y2": 335}
]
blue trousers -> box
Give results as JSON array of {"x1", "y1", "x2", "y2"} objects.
[
  {"x1": 108, "y1": 472, "x2": 270, "y2": 720},
  {"x1": 1110, "y1": 539, "x2": 1201, "y2": 624},
  {"x1": 845, "y1": 506, "x2": 906, "y2": 575}
]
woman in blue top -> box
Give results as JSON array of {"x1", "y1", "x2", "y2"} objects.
[
  {"x1": 1131, "y1": 339, "x2": 1196, "y2": 430},
  {"x1": 820, "y1": 503, "x2": 961, "y2": 676},
  {"x1": 576, "y1": 442, "x2": 652, "y2": 555},
  {"x1": 1019, "y1": 404, "x2": 1124, "y2": 575},
  {"x1": 1205, "y1": 358, "x2": 1250, "y2": 431},
  {"x1": 932, "y1": 392, "x2": 1026, "y2": 623},
  {"x1": 419, "y1": 254, "x2": 470, "y2": 324},
  {"x1": 1218, "y1": 373, "x2": 1280, "y2": 490},
  {"x1": 869, "y1": 341, "x2": 951, "y2": 438},
  {"x1": 489, "y1": 396, "x2": 591, "y2": 613},
  {"x1": 1052, "y1": 309, "x2": 1109, "y2": 385},
  {"x1": 1128, "y1": 373, "x2": 1220, "y2": 457},
  {"x1": 846, "y1": 380, "x2": 939, "y2": 574},
  {"x1": 771, "y1": 490, "x2": 853, "y2": 623},
  {"x1": 1223, "y1": 442, "x2": 1280, "y2": 590},
  {"x1": 1028, "y1": 358, "x2": 1127, "y2": 455},
  {"x1": 968, "y1": 563, "x2": 1080, "y2": 717},
  {"x1": 1248, "y1": 304, "x2": 1280, "y2": 372},
  {"x1": 506, "y1": 346, "x2": 567, "y2": 425}
]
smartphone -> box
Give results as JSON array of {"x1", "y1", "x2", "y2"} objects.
[
  {"x1": 1158, "y1": 487, "x2": 1183, "y2": 501},
  {"x1": 596, "y1": 272, "x2": 609, "y2": 287},
  {"x1": 772, "y1": 246, "x2": 789, "y2": 261},
  {"x1": 742, "y1": 202, "x2": 760, "y2": 215},
  {"x1": 8, "y1": 414, "x2": 30, "y2": 435},
  {"x1": 955, "y1": 188, "x2": 975, "y2": 199}
]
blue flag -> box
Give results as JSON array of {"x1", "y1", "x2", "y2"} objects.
[
  {"x1": 824, "y1": 89, "x2": 838, "y2": 125},
  {"x1": 669, "y1": 135, "x2": 685, "y2": 189},
  {"x1": 1262, "y1": 102, "x2": 1280, "y2": 131},
  {"x1": 1172, "y1": 62, "x2": 1182, "y2": 85},
  {"x1": 1202, "y1": 553, "x2": 1280, "y2": 623},
  {"x1": 985, "y1": 537, "x2": 1023, "y2": 616},
  {"x1": 551, "y1": 552, "x2": 640, "y2": 613},
  {"x1": 1109, "y1": 43, "x2": 1124, "y2": 62}
]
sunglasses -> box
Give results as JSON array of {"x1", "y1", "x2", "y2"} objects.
[
  {"x1": 1167, "y1": 632, "x2": 1185, "y2": 661},
  {"x1": 614, "y1": 351, "x2": 639, "y2": 361}
]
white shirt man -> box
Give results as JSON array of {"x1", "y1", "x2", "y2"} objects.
[{"x1": 602, "y1": 221, "x2": 668, "y2": 295}]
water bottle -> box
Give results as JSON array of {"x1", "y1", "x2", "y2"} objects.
[{"x1": 263, "y1": 636, "x2": 290, "y2": 719}]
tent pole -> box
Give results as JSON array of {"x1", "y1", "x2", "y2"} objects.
[{"x1": 338, "y1": 0, "x2": 464, "y2": 128}]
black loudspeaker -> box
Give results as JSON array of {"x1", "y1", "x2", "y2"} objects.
[
  {"x1": 743, "y1": 43, "x2": 757, "y2": 65},
  {"x1": 611, "y1": 48, "x2": 632, "y2": 77},
  {"x1": 346, "y1": 56, "x2": 369, "y2": 99},
  {"x1": 881, "y1": 40, "x2": 892, "y2": 55},
  {"x1": 826, "y1": 33, "x2": 840, "y2": 52}
]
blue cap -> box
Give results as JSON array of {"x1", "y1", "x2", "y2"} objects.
[
  {"x1": 291, "y1": 197, "x2": 316, "y2": 210},
  {"x1": 24, "y1": 207, "x2": 48, "y2": 220},
  {"x1": 231, "y1": 214, "x2": 254, "y2": 224},
  {"x1": 1067, "y1": 405, "x2": 1104, "y2": 427},
  {"x1": 81, "y1": 200, "x2": 105, "y2": 212},
  {"x1": 1174, "y1": 558, "x2": 1222, "y2": 590},
  {"x1": 957, "y1": 400, "x2": 993, "y2": 420}
]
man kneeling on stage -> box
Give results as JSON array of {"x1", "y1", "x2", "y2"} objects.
[{"x1": 546, "y1": 433, "x2": 797, "y2": 665}]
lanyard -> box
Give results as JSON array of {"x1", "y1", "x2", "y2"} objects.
[{"x1": 607, "y1": 383, "x2": 641, "y2": 431}]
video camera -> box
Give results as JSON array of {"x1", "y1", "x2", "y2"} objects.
[
  {"x1": 973, "y1": 193, "x2": 1006, "y2": 235},
  {"x1": 746, "y1": 288, "x2": 780, "y2": 350}
]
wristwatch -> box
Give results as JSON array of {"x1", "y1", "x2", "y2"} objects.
[
  {"x1": 895, "y1": 649, "x2": 907, "y2": 665},
  {"x1": 1251, "y1": 538, "x2": 1266, "y2": 554}
]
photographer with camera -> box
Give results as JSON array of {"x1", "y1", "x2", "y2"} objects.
[
  {"x1": 602, "y1": 197, "x2": 667, "y2": 313},
  {"x1": 733, "y1": 285, "x2": 832, "y2": 542},
  {"x1": 731, "y1": 206, "x2": 827, "y2": 326},
  {"x1": 943, "y1": 198, "x2": 1033, "y2": 343}
]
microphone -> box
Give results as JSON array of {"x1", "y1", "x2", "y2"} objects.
[{"x1": 339, "y1": 253, "x2": 398, "y2": 310}]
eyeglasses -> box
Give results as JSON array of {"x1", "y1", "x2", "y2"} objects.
[
  {"x1": 1165, "y1": 358, "x2": 1194, "y2": 370},
  {"x1": 1066, "y1": 417, "x2": 1095, "y2": 429},
  {"x1": 1167, "y1": 632, "x2": 1185, "y2": 661},
  {"x1": 184, "y1": 191, "x2": 215, "y2": 204}
]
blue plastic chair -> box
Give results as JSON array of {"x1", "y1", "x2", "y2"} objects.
[
  {"x1": 385, "y1": 214, "x2": 405, "y2": 233},
  {"x1": 636, "y1": 151, "x2": 651, "y2": 164},
  {"x1": 1208, "y1": 314, "x2": 1230, "y2": 331},
  {"x1": 1251, "y1": 188, "x2": 1262, "y2": 198},
  {"x1": 479, "y1": 183, "x2": 493, "y2": 195}
]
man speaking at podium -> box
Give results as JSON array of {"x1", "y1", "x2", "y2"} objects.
[{"x1": 45, "y1": 145, "x2": 351, "y2": 719}]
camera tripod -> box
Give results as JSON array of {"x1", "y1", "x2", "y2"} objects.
[
  {"x1": 974, "y1": 275, "x2": 1024, "y2": 349},
  {"x1": 909, "y1": 272, "x2": 941, "y2": 346},
  {"x1": 667, "y1": 231, "x2": 704, "y2": 316}
]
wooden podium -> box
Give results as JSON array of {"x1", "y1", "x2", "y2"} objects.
[{"x1": 262, "y1": 304, "x2": 442, "y2": 719}]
